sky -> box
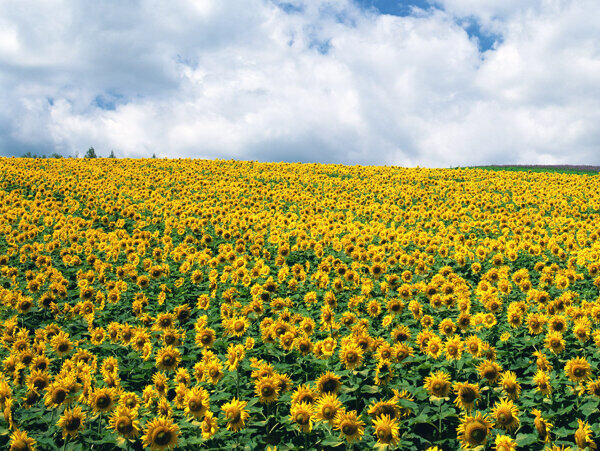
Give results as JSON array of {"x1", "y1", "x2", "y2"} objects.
[{"x1": 0, "y1": 0, "x2": 599, "y2": 166}]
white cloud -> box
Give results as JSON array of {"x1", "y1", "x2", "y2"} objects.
[{"x1": 0, "y1": 0, "x2": 599, "y2": 165}]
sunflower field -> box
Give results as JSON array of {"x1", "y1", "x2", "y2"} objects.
[{"x1": 0, "y1": 158, "x2": 600, "y2": 450}]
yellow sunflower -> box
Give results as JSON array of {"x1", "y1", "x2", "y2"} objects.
[
  {"x1": 142, "y1": 417, "x2": 179, "y2": 450},
  {"x1": 334, "y1": 409, "x2": 365, "y2": 443},
  {"x1": 456, "y1": 412, "x2": 492, "y2": 448},
  {"x1": 221, "y1": 398, "x2": 249, "y2": 432}
]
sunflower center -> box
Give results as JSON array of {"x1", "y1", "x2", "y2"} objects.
[
  {"x1": 469, "y1": 425, "x2": 486, "y2": 443},
  {"x1": 97, "y1": 395, "x2": 111, "y2": 409},
  {"x1": 189, "y1": 399, "x2": 203, "y2": 412},
  {"x1": 346, "y1": 352, "x2": 357, "y2": 363},
  {"x1": 261, "y1": 386, "x2": 274, "y2": 397},
  {"x1": 154, "y1": 429, "x2": 172, "y2": 446},
  {"x1": 323, "y1": 406, "x2": 334, "y2": 419},
  {"x1": 461, "y1": 389, "x2": 476, "y2": 403},
  {"x1": 57, "y1": 343, "x2": 69, "y2": 353},
  {"x1": 234, "y1": 321, "x2": 245, "y2": 332},
  {"x1": 498, "y1": 412, "x2": 510, "y2": 424},
  {"x1": 227, "y1": 411, "x2": 241, "y2": 424},
  {"x1": 53, "y1": 389, "x2": 67, "y2": 404},
  {"x1": 342, "y1": 422, "x2": 358, "y2": 436},
  {"x1": 11, "y1": 440, "x2": 29, "y2": 451},
  {"x1": 322, "y1": 379, "x2": 338, "y2": 393},
  {"x1": 163, "y1": 355, "x2": 174, "y2": 366},
  {"x1": 573, "y1": 367, "x2": 585, "y2": 377},
  {"x1": 296, "y1": 413, "x2": 309, "y2": 425},
  {"x1": 66, "y1": 417, "x2": 81, "y2": 431},
  {"x1": 117, "y1": 418, "x2": 133, "y2": 434},
  {"x1": 377, "y1": 427, "x2": 393, "y2": 442}
]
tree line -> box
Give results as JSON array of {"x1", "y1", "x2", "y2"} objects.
[{"x1": 20, "y1": 147, "x2": 157, "y2": 158}]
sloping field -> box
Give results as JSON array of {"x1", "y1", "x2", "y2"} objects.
[{"x1": 1, "y1": 159, "x2": 600, "y2": 449}]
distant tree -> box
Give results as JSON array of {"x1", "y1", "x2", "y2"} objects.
[
  {"x1": 108, "y1": 150, "x2": 116, "y2": 159},
  {"x1": 152, "y1": 153, "x2": 157, "y2": 158},
  {"x1": 22, "y1": 152, "x2": 32, "y2": 158},
  {"x1": 51, "y1": 152, "x2": 63, "y2": 159},
  {"x1": 85, "y1": 147, "x2": 97, "y2": 159}
]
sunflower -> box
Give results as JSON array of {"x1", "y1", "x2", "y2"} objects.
[
  {"x1": 44, "y1": 380, "x2": 70, "y2": 408},
  {"x1": 26, "y1": 370, "x2": 50, "y2": 394},
  {"x1": 290, "y1": 401, "x2": 313, "y2": 433},
  {"x1": 564, "y1": 357, "x2": 591, "y2": 383},
  {"x1": 119, "y1": 392, "x2": 141, "y2": 410},
  {"x1": 575, "y1": 419, "x2": 596, "y2": 450},
  {"x1": 334, "y1": 409, "x2": 365, "y2": 443},
  {"x1": 491, "y1": 398, "x2": 519, "y2": 431},
  {"x1": 444, "y1": 336, "x2": 463, "y2": 360},
  {"x1": 155, "y1": 346, "x2": 182, "y2": 372},
  {"x1": 221, "y1": 398, "x2": 249, "y2": 432},
  {"x1": 544, "y1": 331, "x2": 565, "y2": 354},
  {"x1": 9, "y1": 429, "x2": 36, "y2": 451},
  {"x1": 50, "y1": 331, "x2": 73, "y2": 356},
  {"x1": 204, "y1": 360, "x2": 224, "y2": 384},
  {"x1": 533, "y1": 370, "x2": 552, "y2": 396},
  {"x1": 291, "y1": 384, "x2": 317, "y2": 406},
  {"x1": 478, "y1": 360, "x2": 502, "y2": 384},
  {"x1": 453, "y1": 382, "x2": 480, "y2": 412},
  {"x1": 494, "y1": 434, "x2": 517, "y2": 451},
  {"x1": 531, "y1": 409, "x2": 552, "y2": 443},
  {"x1": 108, "y1": 406, "x2": 140, "y2": 439},
  {"x1": 372, "y1": 414, "x2": 399, "y2": 447},
  {"x1": 339, "y1": 342, "x2": 364, "y2": 370},
  {"x1": 183, "y1": 386, "x2": 210, "y2": 419},
  {"x1": 424, "y1": 370, "x2": 451, "y2": 399},
  {"x1": 456, "y1": 412, "x2": 492, "y2": 448},
  {"x1": 142, "y1": 417, "x2": 179, "y2": 450},
  {"x1": 255, "y1": 376, "x2": 280, "y2": 404},
  {"x1": 57, "y1": 406, "x2": 86, "y2": 438},
  {"x1": 500, "y1": 371, "x2": 521, "y2": 400},
  {"x1": 316, "y1": 371, "x2": 342, "y2": 394},
  {"x1": 201, "y1": 411, "x2": 219, "y2": 440},
  {"x1": 586, "y1": 379, "x2": 600, "y2": 398},
  {"x1": 314, "y1": 393, "x2": 343, "y2": 425},
  {"x1": 89, "y1": 387, "x2": 118, "y2": 413}
]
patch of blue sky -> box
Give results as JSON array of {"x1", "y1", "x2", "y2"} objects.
[
  {"x1": 353, "y1": 0, "x2": 501, "y2": 52},
  {"x1": 93, "y1": 92, "x2": 125, "y2": 111}
]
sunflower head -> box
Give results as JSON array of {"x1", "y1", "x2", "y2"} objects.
[
  {"x1": 334, "y1": 410, "x2": 365, "y2": 443},
  {"x1": 255, "y1": 377, "x2": 280, "y2": 404},
  {"x1": 142, "y1": 417, "x2": 179, "y2": 450},
  {"x1": 221, "y1": 398, "x2": 249, "y2": 432},
  {"x1": 457, "y1": 412, "x2": 492, "y2": 448},
  {"x1": 314, "y1": 393, "x2": 342, "y2": 424},
  {"x1": 491, "y1": 398, "x2": 520, "y2": 432},
  {"x1": 424, "y1": 370, "x2": 451, "y2": 399},
  {"x1": 372, "y1": 414, "x2": 399, "y2": 447},
  {"x1": 290, "y1": 401, "x2": 313, "y2": 433},
  {"x1": 183, "y1": 386, "x2": 210, "y2": 419},
  {"x1": 453, "y1": 382, "x2": 480, "y2": 412},
  {"x1": 564, "y1": 357, "x2": 591, "y2": 383},
  {"x1": 109, "y1": 406, "x2": 140, "y2": 439},
  {"x1": 316, "y1": 371, "x2": 342, "y2": 395},
  {"x1": 57, "y1": 406, "x2": 86, "y2": 438},
  {"x1": 9, "y1": 429, "x2": 36, "y2": 451}
]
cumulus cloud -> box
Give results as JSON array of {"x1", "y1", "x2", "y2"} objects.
[{"x1": 0, "y1": 0, "x2": 599, "y2": 166}]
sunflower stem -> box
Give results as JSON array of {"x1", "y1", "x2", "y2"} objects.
[
  {"x1": 62, "y1": 434, "x2": 69, "y2": 451},
  {"x1": 438, "y1": 402, "x2": 442, "y2": 439},
  {"x1": 236, "y1": 367, "x2": 240, "y2": 398},
  {"x1": 304, "y1": 431, "x2": 309, "y2": 451}
]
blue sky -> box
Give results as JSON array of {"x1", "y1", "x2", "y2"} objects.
[
  {"x1": 355, "y1": 0, "x2": 501, "y2": 51},
  {"x1": 0, "y1": 0, "x2": 599, "y2": 166}
]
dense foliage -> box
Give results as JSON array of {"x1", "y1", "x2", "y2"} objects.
[{"x1": 0, "y1": 158, "x2": 599, "y2": 450}]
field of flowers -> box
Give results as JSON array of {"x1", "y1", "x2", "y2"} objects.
[{"x1": 0, "y1": 158, "x2": 599, "y2": 450}]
